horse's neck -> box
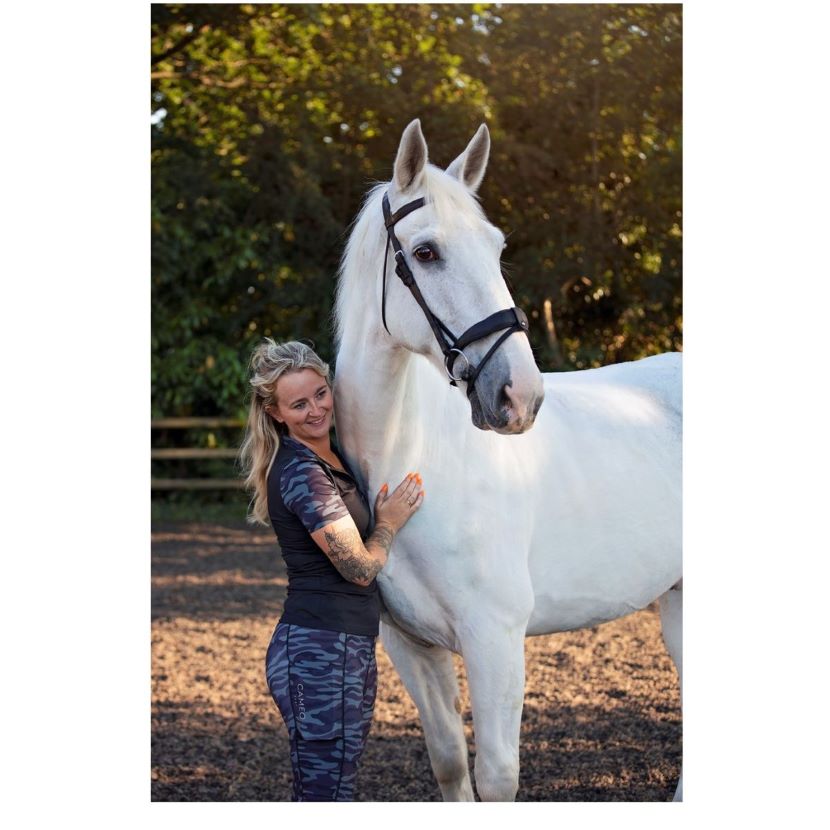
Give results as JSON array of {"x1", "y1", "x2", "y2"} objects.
[{"x1": 335, "y1": 335, "x2": 436, "y2": 486}]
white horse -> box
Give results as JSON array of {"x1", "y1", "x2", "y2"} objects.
[{"x1": 333, "y1": 120, "x2": 682, "y2": 801}]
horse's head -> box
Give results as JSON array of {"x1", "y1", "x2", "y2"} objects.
[{"x1": 379, "y1": 119, "x2": 544, "y2": 434}]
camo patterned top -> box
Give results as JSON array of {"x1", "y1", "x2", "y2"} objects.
[
  {"x1": 267, "y1": 434, "x2": 379, "y2": 635},
  {"x1": 280, "y1": 446, "x2": 354, "y2": 533}
]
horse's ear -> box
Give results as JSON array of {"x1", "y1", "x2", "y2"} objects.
[
  {"x1": 446, "y1": 124, "x2": 490, "y2": 193},
  {"x1": 393, "y1": 119, "x2": 428, "y2": 193}
]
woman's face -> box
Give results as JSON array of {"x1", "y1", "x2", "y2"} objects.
[{"x1": 269, "y1": 369, "x2": 333, "y2": 443}]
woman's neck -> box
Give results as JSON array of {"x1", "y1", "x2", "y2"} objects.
[{"x1": 285, "y1": 431, "x2": 331, "y2": 458}]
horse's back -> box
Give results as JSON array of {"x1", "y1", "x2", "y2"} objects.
[{"x1": 542, "y1": 352, "x2": 681, "y2": 417}]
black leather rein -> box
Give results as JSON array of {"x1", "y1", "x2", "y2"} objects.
[{"x1": 381, "y1": 192, "x2": 530, "y2": 394}]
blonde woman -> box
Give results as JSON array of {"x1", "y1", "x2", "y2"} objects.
[{"x1": 240, "y1": 339, "x2": 423, "y2": 801}]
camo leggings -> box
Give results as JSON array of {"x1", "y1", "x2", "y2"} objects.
[{"x1": 265, "y1": 622, "x2": 378, "y2": 801}]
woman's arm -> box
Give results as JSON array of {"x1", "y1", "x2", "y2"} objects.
[
  {"x1": 310, "y1": 474, "x2": 424, "y2": 586},
  {"x1": 311, "y1": 516, "x2": 395, "y2": 586}
]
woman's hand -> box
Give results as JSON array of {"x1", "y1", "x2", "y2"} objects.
[{"x1": 374, "y1": 473, "x2": 425, "y2": 533}]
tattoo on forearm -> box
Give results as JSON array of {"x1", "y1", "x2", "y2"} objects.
[
  {"x1": 367, "y1": 523, "x2": 394, "y2": 556},
  {"x1": 323, "y1": 526, "x2": 384, "y2": 585}
]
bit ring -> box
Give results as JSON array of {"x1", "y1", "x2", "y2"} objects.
[{"x1": 445, "y1": 348, "x2": 470, "y2": 383}]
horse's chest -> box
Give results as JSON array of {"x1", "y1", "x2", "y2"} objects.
[{"x1": 377, "y1": 559, "x2": 462, "y2": 650}]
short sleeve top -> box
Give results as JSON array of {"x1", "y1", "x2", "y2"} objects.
[{"x1": 267, "y1": 434, "x2": 380, "y2": 636}]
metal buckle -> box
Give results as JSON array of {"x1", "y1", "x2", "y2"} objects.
[{"x1": 445, "y1": 348, "x2": 471, "y2": 383}]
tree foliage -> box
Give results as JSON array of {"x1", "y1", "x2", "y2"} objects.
[{"x1": 151, "y1": 3, "x2": 682, "y2": 418}]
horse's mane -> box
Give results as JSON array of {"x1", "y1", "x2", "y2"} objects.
[{"x1": 334, "y1": 165, "x2": 486, "y2": 348}]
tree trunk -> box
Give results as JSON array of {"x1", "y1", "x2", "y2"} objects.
[{"x1": 543, "y1": 298, "x2": 564, "y2": 369}]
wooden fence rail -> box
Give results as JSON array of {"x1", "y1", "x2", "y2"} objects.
[
  {"x1": 152, "y1": 417, "x2": 244, "y2": 429},
  {"x1": 152, "y1": 417, "x2": 244, "y2": 491},
  {"x1": 152, "y1": 448, "x2": 239, "y2": 460}
]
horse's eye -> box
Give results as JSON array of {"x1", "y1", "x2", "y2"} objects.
[{"x1": 413, "y1": 245, "x2": 438, "y2": 262}]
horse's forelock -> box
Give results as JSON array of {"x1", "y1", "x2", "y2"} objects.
[{"x1": 422, "y1": 165, "x2": 485, "y2": 228}]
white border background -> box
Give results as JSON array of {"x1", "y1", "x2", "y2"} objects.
[{"x1": 3, "y1": 0, "x2": 828, "y2": 825}]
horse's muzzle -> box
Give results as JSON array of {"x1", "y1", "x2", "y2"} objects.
[
  {"x1": 469, "y1": 382, "x2": 544, "y2": 434},
  {"x1": 500, "y1": 383, "x2": 544, "y2": 433}
]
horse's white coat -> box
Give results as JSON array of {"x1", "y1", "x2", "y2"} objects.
[{"x1": 334, "y1": 121, "x2": 682, "y2": 801}]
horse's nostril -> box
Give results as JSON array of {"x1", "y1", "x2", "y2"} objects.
[{"x1": 500, "y1": 385, "x2": 514, "y2": 413}]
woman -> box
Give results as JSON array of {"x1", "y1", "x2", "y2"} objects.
[{"x1": 240, "y1": 339, "x2": 424, "y2": 801}]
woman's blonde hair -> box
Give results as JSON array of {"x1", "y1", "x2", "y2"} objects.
[{"x1": 239, "y1": 339, "x2": 331, "y2": 525}]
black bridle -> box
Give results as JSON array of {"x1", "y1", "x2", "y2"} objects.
[{"x1": 381, "y1": 192, "x2": 529, "y2": 393}]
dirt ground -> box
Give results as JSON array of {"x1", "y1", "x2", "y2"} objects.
[{"x1": 151, "y1": 521, "x2": 681, "y2": 801}]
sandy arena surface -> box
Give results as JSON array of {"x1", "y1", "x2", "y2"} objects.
[{"x1": 151, "y1": 521, "x2": 681, "y2": 801}]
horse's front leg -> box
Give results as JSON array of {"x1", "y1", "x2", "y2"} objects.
[
  {"x1": 459, "y1": 618, "x2": 528, "y2": 801},
  {"x1": 380, "y1": 620, "x2": 474, "y2": 801}
]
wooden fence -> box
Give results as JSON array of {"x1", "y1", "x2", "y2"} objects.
[{"x1": 152, "y1": 417, "x2": 244, "y2": 490}]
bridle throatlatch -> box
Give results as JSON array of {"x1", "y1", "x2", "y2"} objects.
[{"x1": 381, "y1": 192, "x2": 530, "y2": 394}]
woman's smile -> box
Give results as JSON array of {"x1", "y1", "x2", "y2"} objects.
[{"x1": 303, "y1": 410, "x2": 331, "y2": 433}]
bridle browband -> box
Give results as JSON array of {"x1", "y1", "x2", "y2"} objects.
[{"x1": 381, "y1": 192, "x2": 529, "y2": 394}]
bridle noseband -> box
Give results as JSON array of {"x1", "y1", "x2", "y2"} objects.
[{"x1": 381, "y1": 192, "x2": 529, "y2": 394}]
